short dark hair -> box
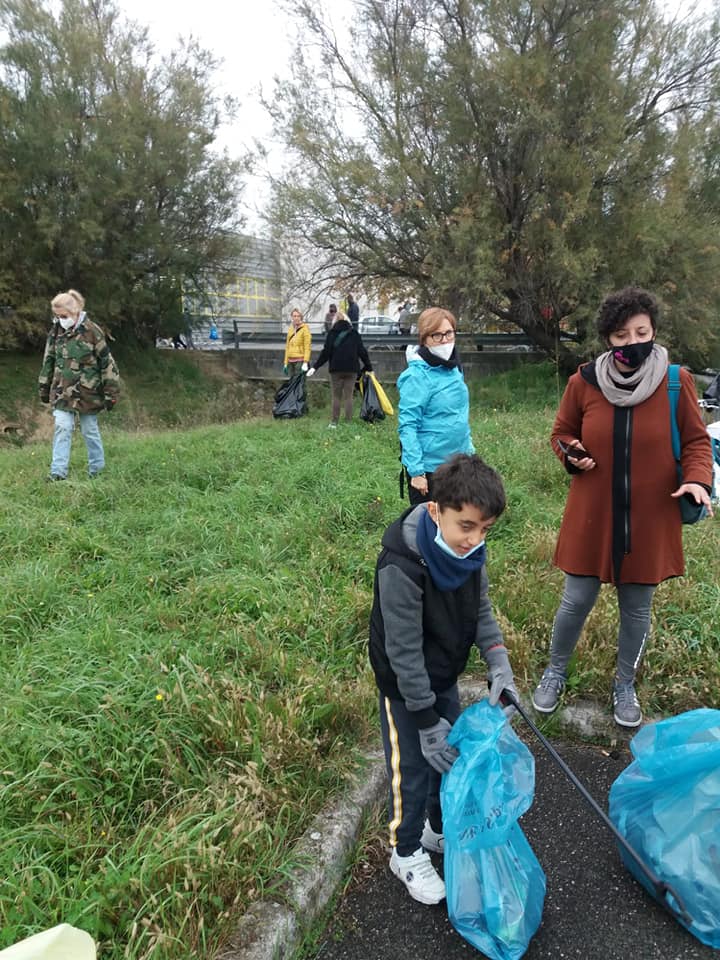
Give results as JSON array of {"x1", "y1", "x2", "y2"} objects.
[
  {"x1": 597, "y1": 287, "x2": 659, "y2": 341},
  {"x1": 432, "y1": 454, "x2": 506, "y2": 518}
]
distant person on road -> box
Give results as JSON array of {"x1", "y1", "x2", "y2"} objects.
[
  {"x1": 346, "y1": 294, "x2": 360, "y2": 331},
  {"x1": 397, "y1": 307, "x2": 475, "y2": 504},
  {"x1": 532, "y1": 287, "x2": 713, "y2": 728},
  {"x1": 369, "y1": 453, "x2": 518, "y2": 905},
  {"x1": 307, "y1": 309, "x2": 372, "y2": 428},
  {"x1": 397, "y1": 300, "x2": 412, "y2": 335},
  {"x1": 324, "y1": 303, "x2": 338, "y2": 333},
  {"x1": 182, "y1": 310, "x2": 196, "y2": 349},
  {"x1": 283, "y1": 307, "x2": 312, "y2": 378},
  {"x1": 209, "y1": 320, "x2": 219, "y2": 341},
  {"x1": 38, "y1": 288, "x2": 120, "y2": 481}
]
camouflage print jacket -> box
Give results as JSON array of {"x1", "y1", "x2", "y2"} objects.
[{"x1": 38, "y1": 314, "x2": 121, "y2": 414}]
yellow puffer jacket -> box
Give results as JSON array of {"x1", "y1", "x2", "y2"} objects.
[{"x1": 284, "y1": 323, "x2": 312, "y2": 365}]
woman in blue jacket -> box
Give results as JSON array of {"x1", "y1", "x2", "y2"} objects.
[{"x1": 398, "y1": 307, "x2": 475, "y2": 503}]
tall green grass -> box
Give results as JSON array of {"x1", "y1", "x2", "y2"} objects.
[
  {"x1": 0, "y1": 347, "x2": 280, "y2": 444},
  {"x1": 0, "y1": 360, "x2": 718, "y2": 957}
]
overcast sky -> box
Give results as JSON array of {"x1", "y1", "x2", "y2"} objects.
[{"x1": 115, "y1": 0, "x2": 354, "y2": 228}]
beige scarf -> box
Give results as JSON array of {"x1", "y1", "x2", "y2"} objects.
[{"x1": 594, "y1": 343, "x2": 669, "y2": 407}]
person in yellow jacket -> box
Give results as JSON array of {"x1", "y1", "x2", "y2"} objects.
[{"x1": 283, "y1": 308, "x2": 312, "y2": 377}]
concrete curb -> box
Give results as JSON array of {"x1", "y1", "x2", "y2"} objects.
[
  {"x1": 217, "y1": 752, "x2": 386, "y2": 960},
  {"x1": 219, "y1": 685, "x2": 634, "y2": 960}
]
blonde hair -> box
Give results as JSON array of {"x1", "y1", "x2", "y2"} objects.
[
  {"x1": 417, "y1": 307, "x2": 456, "y2": 344},
  {"x1": 51, "y1": 288, "x2": 85, "y2": 316},
  {"x1": 290, "y1": 307, "x2": 303, "y2": 321}
]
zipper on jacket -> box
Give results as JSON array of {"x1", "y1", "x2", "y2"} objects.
[{"x1": 623, "y1": 414, "x2": 631, "y2": 554}]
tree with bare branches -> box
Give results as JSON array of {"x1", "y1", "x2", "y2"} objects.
[{"x1": 268, "y1": 0, "x2": 720, "y2": 371}]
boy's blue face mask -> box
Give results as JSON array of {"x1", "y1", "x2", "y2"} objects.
[{"x1": 434, "y1": 515, "x2": 485, "y2": 560}]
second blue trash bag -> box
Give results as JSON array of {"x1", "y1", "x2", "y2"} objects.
[
  {"x1": 441, "y1": 700, "x2": 546, "y2": 960},
  {"x1": 608, "y1": 708, "x2": 720, "y2": 948}
]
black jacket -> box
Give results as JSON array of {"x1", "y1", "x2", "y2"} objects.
[
  {"x1": 312, "y1": 319, "x2": 372, "y2": 374},
  {"x1": 368, "y1": 506, "x2": 503, "y2": 728}
]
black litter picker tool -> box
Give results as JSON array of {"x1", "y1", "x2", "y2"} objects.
[{"x1": 502, "y1": 690, "x2": 693, "y2": 928}]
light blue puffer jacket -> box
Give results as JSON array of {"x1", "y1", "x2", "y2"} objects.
[{"x1": 397, "y1": 352, "x2": 475, "y2": 476}]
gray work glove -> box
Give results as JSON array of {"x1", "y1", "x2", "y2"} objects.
[
  {"x1": 418, "y1": 718, "x2": 459, "y2": 773},
  {"x1": 485, "y1": 645, "x2": 519, "y2": 719}
]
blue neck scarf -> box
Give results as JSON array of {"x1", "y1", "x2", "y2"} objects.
[{"x1": 416, "y1": 507, "x2": 486, "y2": 591}]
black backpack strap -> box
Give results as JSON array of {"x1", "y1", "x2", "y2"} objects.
[{"x1": 398, "y1": 443, "x2": 407, "y2": 499}]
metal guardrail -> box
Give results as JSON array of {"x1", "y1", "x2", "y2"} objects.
[{"x1": 222, "y1": 331, "x2": 540, "y2": 350}]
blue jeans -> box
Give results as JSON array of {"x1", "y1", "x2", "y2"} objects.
[{"x1": 51, "y1": 409, "x2": 105, "y2": 478}]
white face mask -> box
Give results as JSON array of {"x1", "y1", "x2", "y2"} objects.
[
  {"x1": 427, "y1": 342, "x2": 454, "y2": 362},
  {"x1": 58, "y1": 317, "x2": 76, "y2": 331}
]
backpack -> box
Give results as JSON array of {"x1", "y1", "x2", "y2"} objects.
[{"x1": 667, "y1": 364, "x2": 715, "y2": 523}]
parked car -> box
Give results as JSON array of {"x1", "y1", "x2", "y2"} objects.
[{"x1": 358, "y1": 314, "x2": 400, "y2": 335}]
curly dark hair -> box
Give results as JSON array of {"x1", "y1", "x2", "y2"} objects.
[
  {"x1": 597, "y1": 287, "x2": 659, "y2": 341},
  {"x1": 433, "y1": 454, "x2": 506, "y2": 518}
]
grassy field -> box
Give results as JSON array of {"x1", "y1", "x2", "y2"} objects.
[
  {"x1": 0, "y1": 360, "x2": 718, "y2": 958},
  {"x1": 0, "y1": 346, "x2": 280, "y2": 443}
]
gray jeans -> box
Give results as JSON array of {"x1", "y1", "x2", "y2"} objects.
[{"x1": 548, "y1": 574, "x2": 656, "y2": 683}]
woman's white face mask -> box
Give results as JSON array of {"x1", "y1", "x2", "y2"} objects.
[
  {"x1": 57, "y1": 316, "x2": 76, "y2": 331},
  {"x1": 427, "y1": 342, "x2": 454, "y2": 362}
]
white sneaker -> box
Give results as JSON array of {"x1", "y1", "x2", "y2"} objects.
[
  {"x1": 390, "y1": 847, "x2": 445, "y2": 904},
  {"x1": 420, "y1": 819, "x2": 444, "y2": 854}
]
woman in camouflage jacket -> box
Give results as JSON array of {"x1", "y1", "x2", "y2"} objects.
[{"x1": 38, "y1": 289, "x2": 120, "y2": 480}]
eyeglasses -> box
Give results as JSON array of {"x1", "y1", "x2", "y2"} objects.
[{"x1": 428, "y1": 329, "x2": 455, "y2": 343}]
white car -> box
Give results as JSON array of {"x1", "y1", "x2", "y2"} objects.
[{"x1": 359, "y1": 314, "x2": 400, "y2": 335}]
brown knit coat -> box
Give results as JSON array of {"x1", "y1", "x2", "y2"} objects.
[{"x1": 551, "y1": 363, "x2": 712, "y2": 585}]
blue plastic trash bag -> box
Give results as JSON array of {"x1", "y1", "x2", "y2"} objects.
[
  {"x1": 441, "y1": 700, "x2": 546, "y2": 960},
  {"x1": 609, "y1": 708, "x2": 720, "y2": 948}
]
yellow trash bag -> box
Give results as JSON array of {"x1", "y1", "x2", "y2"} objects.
[
  {"x1": 367, "y1": 372, "x2": 394, "y2": 416},
  {"x1": 0, "y1": 925, "x2": 96, "y2": 960}
]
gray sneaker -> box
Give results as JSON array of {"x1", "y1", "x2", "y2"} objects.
[
  {"x1": 420, "y1": 819, "x2": 444, "y2": 854},
  {"x1": 532, "y1": 667, "x2": 566, "y2": 713},
  {"x1": 612, "y1": 679, "x2": 642, "y2": 728}
]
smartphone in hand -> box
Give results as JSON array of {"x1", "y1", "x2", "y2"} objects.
[{"x1": 558, "y1": 439, "x2": 593, "y2": 461}]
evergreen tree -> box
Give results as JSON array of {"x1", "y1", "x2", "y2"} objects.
[{"x1": 0, "y1": 0, "x2": 245, "y2": 348}]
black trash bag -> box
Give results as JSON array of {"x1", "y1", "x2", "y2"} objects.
[
  {"x1": 360, "y1": 373, "x2": 385, "y2": 423},
  {"x1": 703, "y1": 372, "x2": 720, "y2": 402},
  {"x1": 273, "y1": 373, "x2": 307, "y2": 419}
]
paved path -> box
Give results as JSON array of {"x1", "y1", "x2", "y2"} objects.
[{"x1": 309, "y1": 738, "x2": 717, "y2": 960}]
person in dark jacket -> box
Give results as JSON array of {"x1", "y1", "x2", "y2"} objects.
[
  {"x1": 369, "y1": 453, "x2": 519, "y2": 905},
  {"x1": 346, "y1": 293, "x2": 360, "y2": 330},
  {"x1": 532, "y1": 287, "x2": 713, "y2": 728},
  {"x1": 307, "y1": 310, "x2": 372, "y2": 427},
  {"x1": 324, "y1": 303, "x2": 338, "y2": 333}
]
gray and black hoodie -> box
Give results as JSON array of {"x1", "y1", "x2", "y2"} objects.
[{"x1": 368, "y1": 505, "x2": 504, "y2": 729}]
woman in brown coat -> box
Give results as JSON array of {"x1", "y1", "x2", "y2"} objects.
[{"x1": 532, "y1": 287, "x2": 713, "y2": 728}]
